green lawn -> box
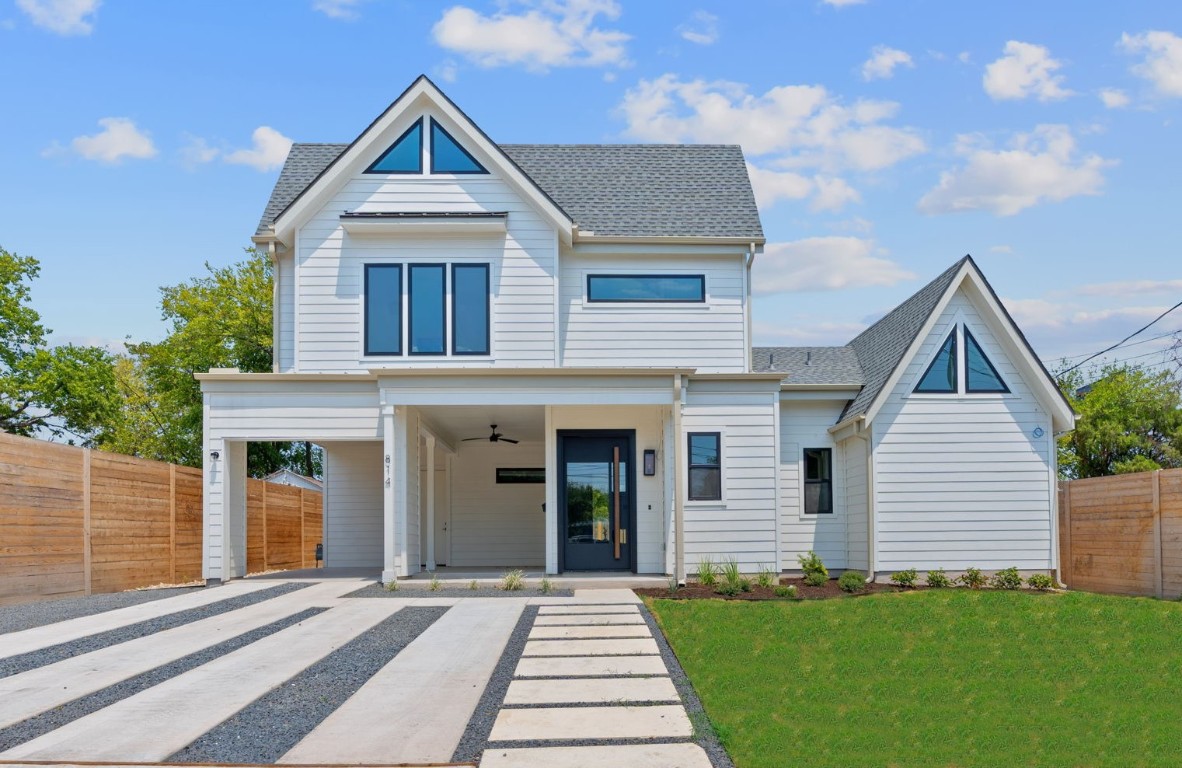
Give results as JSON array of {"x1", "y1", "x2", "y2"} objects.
[{"x1": 648, "y1": 590, "x2": 1182, "y2": 768}]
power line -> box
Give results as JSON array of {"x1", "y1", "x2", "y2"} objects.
[
  {"x1": 1054, "y1": 327, "x2": 1182, "y2": 362},
  {"x1": 1059, "y1": 299, "x2": 1182, "y2": 375}
]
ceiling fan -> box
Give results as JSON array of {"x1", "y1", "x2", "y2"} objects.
[{"x1": 461, "y1": 424, "x2": 519, "y2": 444}]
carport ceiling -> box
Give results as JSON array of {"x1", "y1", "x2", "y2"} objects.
[{"x1": 417, "y1": 405, "x2": 545, "y2": 446}]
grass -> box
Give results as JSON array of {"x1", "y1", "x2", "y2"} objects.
[{"x1": 648, "y1": 589, "x2": 1182, "y2": 768}]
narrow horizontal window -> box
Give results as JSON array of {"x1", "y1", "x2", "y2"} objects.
[
  {"x1": 408, "y1": 264, "x2": 445, "y2": 355},
  {"x1": 452, "y1": 264, "x2": 490, "y2": 355},
  {"x1": 688, "y1": 432, "x2": 721, "y2": 501},
  {"x1": 803, "y1": 448, "x2": 832, "y2": 514},
  {"x1": 914, "y1": 329, "x2": 958, "y2": 393},
  {"x1": 587, "y1": 274, "x2": 705, "y2": 303},
  {"x1": 496, "y1": 468, "x2": 545, "y2": 484},
  {"x1": 365, "y1": 120, "x2": 422, "y2": 174},
  {"x1": 964, "y1": 328, "x2": 1009, "y2": 393},
  {"x1": 364, "y1": 264, "x2": 402, "y2": 356}
]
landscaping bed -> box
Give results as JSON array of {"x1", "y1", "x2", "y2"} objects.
[{"x1": 635, "y1": 577, "x2": 911, "y2": 601}]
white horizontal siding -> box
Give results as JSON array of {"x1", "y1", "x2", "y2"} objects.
[
  {"x1": 323, "y1": 442, "x2": 383, "y2": 568},
  {"x1": 203, "y1": 382, "x2": 381, "y2": 441},
  {"x1": 872, "y1": 290, "x2": 1054, "y2": 571},
  {"x1": 683, "y1": 382, "x2": 778, "y2": 572},
  {"x1": 449, "y1": 440, "x2": 546, "y2": 567},
  {"x1": 278, "y1": 253, "x2": 295, "y2": 373},
  {"x1": 780, "y1": 400, "x2": 847, "y2": 571},
  {"x1": 559, "y1": 253, "x2": 747, "y2": 372},
  {"x1": 844, "y1": 435, "x2": 869, "y2": 570}
]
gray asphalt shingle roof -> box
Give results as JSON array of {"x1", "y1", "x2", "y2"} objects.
[
  {"x1": 256, "y1": 142, "x2": 764, "y2": 240},
  {"x1": 751, "y1": 346, "x2": 864, "y2": 386}
]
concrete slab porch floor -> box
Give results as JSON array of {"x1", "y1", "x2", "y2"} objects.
[
  {"x1": 248, "y1": 565, "x2": 671, "y2": 590},
  {"x1": 0, "y1": 578, "x2": 714, "y2": 768}
]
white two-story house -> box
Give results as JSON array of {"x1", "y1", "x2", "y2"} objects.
[{"x1": 199, "y1": 76, "x2": 1074, "y2": 585}]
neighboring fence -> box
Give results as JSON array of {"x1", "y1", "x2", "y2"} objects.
[
  {"x1": 1058, "y1": 468, "x2": 1182, "y2": 598},
  {"x1": 0, "y1": 431, "x2": 323, "y2": 606}
]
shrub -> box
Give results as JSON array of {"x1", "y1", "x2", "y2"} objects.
[
  {"x1": 803, "y1": 571, "x2": 828, "y2": 587},
  {"x1": 756, "y1": 564, "x2": 777, "y2": 588},
  {"x1": 715, "y1": 581, "x2": 742, "y2": 596},
  {"x1": 991, "y1": 567, "x2": 1023, "y2": 590},
  {"x1": 798, "y1": 550, "x2": 828, "y2": 581},
  {"x1": 697, "y1": 557, "x2": 719, "y2": 587},
  {"x1": 384, "y1": 580, "x2": 398, "y2": 592},
  {"x1": 720, "y1": 558, "x2": 752, "y2": 593},
  {"x1": 428, "y1": 576, "x2": 442, "y2": 592},
  {"x1": 926, "y1": 569, "x2": 952, "y2": 588},
  {"x1": 468, "y1": 579, "x2": 479, "y2": 590},
  {"x1": 500, "y1": 569, "x2": 525, "y2": 591},
  {"x1": 838, "y1": 571, "x2": 867, "y2": 593},
  {"x1": 959, "y1": 567, "x2": 986, "y2": 589},
  {"x1": 1027, "y1": 573, "x2": 1054, "y2": 591},
  {"x1": 891, "y1": 568, "x2": 919, "y2": 588},
  {"x1": 666, "y1": 576, "x2": 680, "y2": 595},
  {"x1": 774, "y1": 584, "x2": 797, "y2": 598},
  {"x1": 540, "y1": 576, "x2": 554, "y2": 594}
]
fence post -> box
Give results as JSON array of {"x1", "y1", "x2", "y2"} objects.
[
  {"x1": 169, "y1": 464, "x2": 177, "y2": 585},
  {"x1": 1153, "y1": 470, "x2": 1163, "y2": 599},
  {"x1": 82, "y1": 448, "x2": 92, "y2": 596}
]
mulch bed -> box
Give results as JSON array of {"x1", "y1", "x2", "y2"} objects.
[{"x1": 636, "y1": 577, "x2": 924, "y2": 601}]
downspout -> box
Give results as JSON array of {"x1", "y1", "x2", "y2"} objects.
[
  {"x1": 268, "y1": 241, "x2": 279, "y2": 373},
  {"x1": 852, "y1": 419, "x2": 876, "y2": 580},
  {"x1": 673, "y1": 374, "x2": 686, "y2": 583}
]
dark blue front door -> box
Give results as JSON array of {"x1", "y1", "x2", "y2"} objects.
[{"x1": 559, "y1": 431, "x2": 634, "y2": 571}]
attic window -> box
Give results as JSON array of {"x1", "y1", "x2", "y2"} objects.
[
  {"x1": 430, "y1": 118, "x2": 487, "y2": 174},
  {"x1": 914, "y1": 329, "x2": 957, "y2": 393},
  {"x1": 366, "y1": 120, "x2": 422, "y2": 174},
  {"x1": 965, "y1": 328, "x2": 1009, "y2": 393}
]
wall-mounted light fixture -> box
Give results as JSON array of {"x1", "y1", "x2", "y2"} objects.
[
  {"x1": 643, "y1": 449, "x2": 656, "y2": 476},
  {"x1": 209, "y1": 450, "x2": 220, "y2": 461}
]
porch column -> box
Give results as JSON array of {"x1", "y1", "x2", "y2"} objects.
[
  {"x1": 425, "y1": 434, "x2": 436, "y2": 571},
  {"x1": 395, "y1": 407, "x2": 411, "y2": 577},
  {"x1": 382, "y1": 407, "x2": 398, "y2": 583},
  {"x1": 544, "y1": 405, "x2": 558, "y2": 574},
  {"x1": 219, "y1": 440, "x2": 248, "y2": 582}
]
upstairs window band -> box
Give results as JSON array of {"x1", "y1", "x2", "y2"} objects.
[
  {"x1": 912, "y1": 324, "x2": 1009, "y2": 395},
  {"x1": 430, "y1": 118, "x2": 488, "y2": 174},
  {"x1": 363, "y1": 262, "x2": 490, "y2": 357},
  {"x1": 408, "y1": 264, "x2": 446, "y2": 355},
  {"x1": 452, "y1": 264, "x2": 490, "y2": 355},
  {"x1": 688, "y1": 432, "x2": 722, "y2": 501},
  {"x1": 964, "y1": 328, "x2": 1009, "y2": 393},
  {"x1": 364, "y1": 265, "x2": 403, "y2": 355},
  {"x1": 914, "y1": 329, "x2": 958, "y2": 393},
  {"x1": 365, "y1": 121, "x2": 422, "y2": 174},
  {"x1": 587, "y1": 274, "x2": 706, "y2": 303}
]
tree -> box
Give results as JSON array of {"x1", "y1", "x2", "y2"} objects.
[
  {"x1": 1057, "y1": 363, "x2": 1182, "y2": 479},
  {"x1": 0, "y1": 246, "x2": 119, "y2": 442}
]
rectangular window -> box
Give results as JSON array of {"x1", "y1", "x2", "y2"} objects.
[
  {"x1": 804, "y1": 448, "x2": 832, "y2": 514},
  {"x1": 408, "y1": 264, "x2": 445, "y2": 355},
  {"x1": 688, "y1": 432, "x2": 721, "y2": 501},
  {"x1": 496, "y1": 467, "x2": 545, "y2": 484},
  {"x1": 587, "y1": 274, "x2": 705, "y2": 303},
  {"x1": 452, "y1": 264, "x2": 490, "y2": 355},
  {"x1": 364, "y1": 264, "x2": 402, "y2": 356}
]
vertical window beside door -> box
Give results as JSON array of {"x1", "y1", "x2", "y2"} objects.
[
  {"x1": 452, "y1": 264, "x2": 490, "y2": 355},
  {"x1": 408, "y1": 264, "x2": 445, "y2": 355},
  {"x1": 364, "y1": 264, "x2": 402, "y2": 356},
  {"x1": 803, "y1": 448, "x2": 832, "y2": 514},
  {"x1": 688, "y1": 432, "x2": 722, "y2": 501}
]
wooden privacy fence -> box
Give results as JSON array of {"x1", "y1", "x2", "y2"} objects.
[
  {"x1": 1058, "y1": 468, "x2": 1182, "y2": 598},
  {"x1": 0, "y1": 431, "x2": 322, "y2": 606}
]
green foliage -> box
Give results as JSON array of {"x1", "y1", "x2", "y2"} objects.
[
  {"x1": 1027, "y1": 573, "x2": 1055, "y2": 591},
  {"x1": 959, "y1": 567, "x2": 986, "y2": 589},
  {"x1": 838, "y1": 570, "x2": 867, "y2": 592},
  {"x1": 797, "y1": 550, "x2": 828, "y2": 580},
  {"x1": 384, "y1": 580, "x2": 398, "y2": 592},
  {"x1": 990, "y1": 567, "x2": 1023, "y2": 590},
  {"x1": 500, "y1": 569, "x2": 525, "y2": 591},
  {"x1": 718, "y1": 558, "x2": 752, "y2": 595},
  {"x1": 926, "y1": 569, "x2": 952, "y2": 588},
  {"x1": 468, "y1": 579, "x2": 479, "y2": 590},
  {"x1": 428, "y1": 576, "x2": 442, "y2": 591},
  {"x1": 774, "y1": 584, "x2": 797, "y2": 598},
  {"x1": 891, "y1": 568, "x2": 919, "y2": 588},
  {"x1": 0, "y1": 247, "x2": 119, "y2": 442},
  {"x1": 715, "y1": 581, "x2": 743, "y2": 596},
  {"x1": 756, "y1": 564, "x2": 777, "y2": 588},
  {"x1": 540, "y1": 576, "x2": 554, "y2": 594},
  {"x1": 803, "y1": 571, "x2": 828, "y2": 587},
  {"x1": 696, "y1": 556, "x2": 719, "y2": 587},
  {"x1": 1057, "y1": 363, "x2": 1182, "y2": 479},
  {"x1": 667, "y1": 576, "x2": 680, "y2": 595}
]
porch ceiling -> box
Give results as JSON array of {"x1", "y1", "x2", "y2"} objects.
[{"x1": 417, "y1": 405, "x2": 546, "y2": 446}]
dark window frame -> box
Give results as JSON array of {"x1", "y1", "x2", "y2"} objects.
[
  {"x1": 364, "y1": 119, "x2": 423, "y2": 175},
  {"x1": 496, "y1": 467, "x2": 545, "y2": 484},
  {"x1": 586, "y1": 274, "x2": 707, "y2": 303},
  {"x1": 363, "y1": 264, "x2": 403, "y2": 356},
  {"x1": 914, "y1": 328, "x2": 959, "y2": 394},
  {"x1": 687, "y1": 431, "x2": 722, "y2": 501},
  {"x1": 407, "y1": 263, "x2": 447, "y2": 356},
  {"x1": 429, "y1": 117, "x2": 488, "y2": 175},
  {"x1": 803, "y1": 447, "x2": 833, "y2": 515},
  {"x1": 450, "y1": 263, "x2": 491, "y2": 356},
  {"x1": 964, "y1": 327, "x2": 1010, "y2": 394}
]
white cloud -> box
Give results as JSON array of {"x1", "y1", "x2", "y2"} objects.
[
  {"x1": 66, "y1": 117, "x2": 157, "y2": 164},
  {"x1": 752, "y1": 237, "x2": 915, "y2": 294},
  {"x1": 1120, "y1": 30, "x2": 1182, "y2": 97},
  {"x1": 983, "y1": 40, "x2": 1072, "y2": 101},
  {"x1": 1075, "y1": 278, "x2": 1182, "y2": 297},
  {"x1": 746, "y1": 165, "x2": 812, "y2": 209},
  {"x1": 957, "y1": 51, "x2": 971, "y2": 64},
  {"x1": 179, "y1": 135, "x2": 219, "y2": 168},
  {"x1": 677, "y1": 10, "x2": 718, "y2": 45},
  {"x1": 16, "y1": 0, "x2": 98, "y2": 35},
  {"x1": 811, "y1": 176, "x2": 861, "y2": 211},
  {"x1": 918, "y1": 124, "x2": 1111, "y2": 216},
  {"x1": 989, "y1": 244, "x2": 1013, "y2": 254},
  {"x1": 822, "y1": 0, "x2": 866, "y2": 7},
  {"x1": 436, "y1": 59, "x2": 459, "y2": 83},
  {"x1": 862, "y1": 45, "x2": 913, "y2": 81},
  {"x1": 432, "y1": 0, "x2": 629, "y2": 72},
  {"x1": 224, "y1": 126, "x2": 293, "y2": 172},
  {"x1": 1098, "y1": 87, "x2": 1131, "y2": 108},
  {"x1": 754, "y1": 319, "x2": 866, "y2": 346},
  {"x1": 312, "y1": 0, "x2": 366, "y2": 20}
]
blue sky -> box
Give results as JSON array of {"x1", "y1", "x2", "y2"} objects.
[{"x1": 3, "y1": 0, "x2": 1181, "y2": 372}]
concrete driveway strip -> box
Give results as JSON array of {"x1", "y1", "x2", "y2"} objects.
[
  {"x1": 480, "y1": 743, "x2": 713, "y2": 768},
  {"x1": 0, "y1": 581, "x2": 277, "y2": 659},
  {"x1": 536, "y1": 604, "x2": 639, "y2": 615},
  {"x1": 0, "y1": 599, "x2": 405, "y2": 763},
  {"x1": 489, "y1": 705, "x2": 692, "y2": 741},
  {"x1": 0, "y1": 580, "x2": 367, "y2": 730},
  {"x1": 279, "y1": 598, "x2": 525, "y2": 766}
]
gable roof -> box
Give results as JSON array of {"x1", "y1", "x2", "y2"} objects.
[{"x1": 751, "y1": 346, "x2": 863, "y2": 386}]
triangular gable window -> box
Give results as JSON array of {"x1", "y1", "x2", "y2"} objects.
[
  {"x1": 965, "y1": 328, "x2": 1010, "y2": 393},
  {"x1": 366, "y1": 120, "x2": 422, "y2": 174},
  {"x1": 430, "y1": 118, "x2": 487, "y2": 174},
  {"x1": 914, "y1": 329, "x2": 957, "y2": 393}
]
